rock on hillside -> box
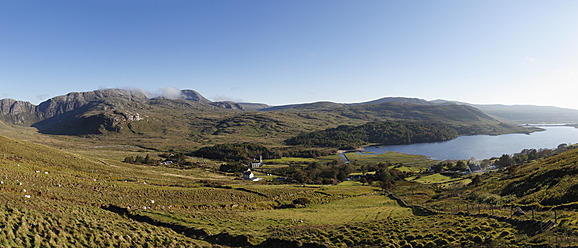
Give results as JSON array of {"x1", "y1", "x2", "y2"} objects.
[
  {"x1": 0, "y1": 99, "x2": 41, "y2": 125},
  {"x1": 180, "y1": 89, "x2": 212, "y2": 103},
  {"x1": 36, "y1": 89, "x2": 148, "y2": 119}
]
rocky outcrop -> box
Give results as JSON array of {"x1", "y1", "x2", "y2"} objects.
[
  {"x1": 0, "y1": 89, "x2": 151, "y2": 135},
  {"x1": 0, "y1": 99, "x2": 41, "y2": 125},
  {"x1": 36, "y1": 89, "x2": 148, "y2": 119},
  {"x1": 210, "y1": 101, "x2": 246, "y2": 110},
  {"x1": 0, "y1": 89, "x2": 149, "y2": 126},
  {"x1": 180, "y1": 89, "x2": 212, "y2": 103}
]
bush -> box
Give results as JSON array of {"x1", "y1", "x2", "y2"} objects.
[
  {"x1": 292, "y1": 198, "x2": 311, "y2": 206},
  {"x1": 472, "y1": 235, "x2": 484, "y2": 243},
  {"x1": 498, "y1": 230, "x2": 511, "y2": 238},
  {"x1": 434, "y1": 237, "x2": 449, "y2": 246}
]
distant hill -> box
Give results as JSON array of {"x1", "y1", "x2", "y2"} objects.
[
  {"x1": 0, "y1": 90, "x2": 535, "y2": 150},
  {"x1": 260, "y1": 101, "x2": 344, "y2": 111},
  {"x1": 357, "y1": 97, "x2": 433, "y2": 105},
  {"x1": 431, "y1": 100, "x2": 578, "y2": 124},
  {"x1": 469, "y1": 104, "x2": 578, "y2": 124}
]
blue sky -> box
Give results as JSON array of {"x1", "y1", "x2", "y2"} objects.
[{"x1": 1, "y1": 1, "x2": 578, "y2": 109}]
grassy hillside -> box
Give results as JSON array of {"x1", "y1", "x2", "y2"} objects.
[
  {"x1": 4, "y1": 133, "x2": 572, "y2": 247},
  {"x1": 471, "y1": 147, "x2": 578, "y2": 207},
  {"x1": 2, "y1": 89, "x2": 535, "y2": 153}
]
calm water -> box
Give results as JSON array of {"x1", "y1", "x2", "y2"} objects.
[{"x1": 363, "y1": 126, "x2": 578, "y2": 160}]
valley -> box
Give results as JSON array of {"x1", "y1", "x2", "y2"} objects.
[{"x1": 0, "y1": 89, "x2": 577, "y2": 247}]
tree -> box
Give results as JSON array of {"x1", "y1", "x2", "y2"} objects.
[
  {"x1": 432, "y1": 163, "x2": 445, "y2": 173},
  {"x1": 337, "y1": 170, "x2": 348, "y2": 182},
  {"x1": 367, "y1": 178, "x2": 374, "y2": 186},
  {"x1": 497, "y1": 154, "x2": 514, "y2": 167},
  {"x1": 293, "y1": 197, "x2": 311, "y2": 206},
  {"x1": 219, "y1": 162, "x2": 246, "y2": 173},
  {"x1": 144, "y1": 154, "x2": 152, "y2": 164},
  {"x1": 123, "y1": 156, "x2": 134, "y2": 163},
  {"x1": 470, "y1": 175, "x2": 482, "y2": 185},
  {"x1": 380, "y1": 179, "x2": 394, "y2": 191},
  {"x1": 455, "y1": 160, "x2": 468, "y2": 171},
  {"x1": 135, "y1": 156, "x2": 144, "y2": 164}
]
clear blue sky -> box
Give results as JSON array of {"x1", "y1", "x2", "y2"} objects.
[{"x1": 1, "y1": 1, "x2": 577, "y2": 109}]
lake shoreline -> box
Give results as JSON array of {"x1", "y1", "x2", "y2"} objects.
[{"x1": 356, "y1": 126, "x2": 578, "y2": 161}]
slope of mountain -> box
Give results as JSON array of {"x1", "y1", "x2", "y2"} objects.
[
  {"x1": 471, "y1": 104, "x2": 578, "y2": 124},
  {"x1": 278, "y1": 101, "x2": 530, "y2": 135},
  {"x1": 261, "y1": 101, "x2": 344, "y2": 111},
  {"x1": 357, "y1": 97, "x2": 433, "y2": 105},
  {"x1": 0, "y1": 89, "x2": 535, "y2": 150},
  {"x1": 0, "y1": 98, "x2": 40, "y2": 125},
  {"x1": 470, "y1": 146, "x2": 578, "y2": 207},
  {"x1": 431, "y1": 99, "x2": 578, "y2": 124},
  {"x1": 180, "y1": 89, "x2": 212, "y2": 103}
]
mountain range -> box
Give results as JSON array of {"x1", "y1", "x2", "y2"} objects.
[{"x1": 0, "y1": 88, "x2": 573, "y2": 150}]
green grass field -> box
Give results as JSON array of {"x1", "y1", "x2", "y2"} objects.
[
  {"x1": 0, "y1": 129, "x2": 576, "y2": 247},
  {"x1": 343, "y1": 151, "x2": 436, "y2": 168}
]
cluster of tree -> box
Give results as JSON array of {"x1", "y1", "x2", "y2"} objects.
[
  {"x1": 159, "y1": 153, "x2": 188, "y2": 164},
  {"x1": 218, "y1": 161, "x2": 247, "y2": 173},
  {"x1": 495, "y1": 144, "x2": 574, "y2": 168},
  {"x1": 193, "y1": 143, "x2": 337, "y2": 162},
  {"x1": 285, "y1": 121, "x2": 459, "y2": 149},
  {"x1": 123, "y1": 152, "x2": 195, "y2": 167},
  {"x1": 430, "y1": 161, "x2": 469, "y2": 173},
  {"x1": 123, "y1": 154, "x2": 154, "y2": 165},
  {"x1": 192, "y1": 143, "x2": 277, "y2": 162},
  {"x1": 276, "y1": 147, "x2": 336, "y2": 158},
  {"x1": 367, "y1": 168, "x2": 406, "y2": 188},
  {"x1": 274, "y1": 160, "x2": 406, "y2": 188},
  {"x1": 276, "y1": 161, "x2": 355, "y2": 184}
]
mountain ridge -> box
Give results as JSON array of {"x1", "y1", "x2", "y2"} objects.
[{"x1": 0, "y1": 89, "x2": 543, "y2": 149}]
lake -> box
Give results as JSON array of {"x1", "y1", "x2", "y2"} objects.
[{"x1": 361, "y1": 126, "x2": 578, "y2": 161}]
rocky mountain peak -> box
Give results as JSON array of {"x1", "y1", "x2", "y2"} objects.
[
  {"x1": 36, "y1": 89, "x2": 148, "y2": 119},
  {"x1": 180, "y1": 90, "x2": 212, "y2": 103},
  {"x1": 0, "y1": 98, "x2": 40, "y2": 125}
]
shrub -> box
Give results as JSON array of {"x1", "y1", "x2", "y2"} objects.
[
  {"x1": 434, "y1": 237, "x2": 449, "y2": 246},
  {"x1": 472, "y1": 235, "x2": 484, "y2": 243},
  {"x1": 498, "y1": 230, "x2": 511, "y2": 238}
]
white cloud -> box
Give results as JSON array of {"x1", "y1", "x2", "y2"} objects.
[
  {"x1": 126, "y1": 86, "x2": 183, "y2": 99},
  {"x1": 526, "y1": 56, "x2": 536, "y2": 63},
  {"x1": 212, "y1": 95, "x2": 244, "y2": 102},
  {"x1": 159, "y1": 87, "x2": 182, "y2": 99}
]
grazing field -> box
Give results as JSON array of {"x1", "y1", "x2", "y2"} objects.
[
  {"x1": 343, "y1": 151, "x2": 436, "y2": 169},
  {"x1": 407, "y1": 173, "x2": 471, "y2": 186},
  {"x1": 1, "y1": 131, "x2": 577, "y2": 247}
]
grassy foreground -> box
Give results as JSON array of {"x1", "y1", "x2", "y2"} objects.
[{"x1": 1, "y1": 133, "x2": 577, "y2": 247}]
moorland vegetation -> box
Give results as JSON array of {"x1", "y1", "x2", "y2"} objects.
[{"x1": 0, "y1": 89, "x2": 576, "y2": 247}]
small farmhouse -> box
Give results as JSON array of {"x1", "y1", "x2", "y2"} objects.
[
  {"x1": 242, "y1": 169, "x2": 254, "y2": 180},
  {"x1": 242, "y1": 169, "x2": 263, "y2": 181}
]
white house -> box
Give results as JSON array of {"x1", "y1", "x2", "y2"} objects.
[
  {"x1": 242, "y1": 169, "x2": 263, "y2": 181},
  {"x1": 242, "y1": 169, "x2": 254, "y2": 180}
]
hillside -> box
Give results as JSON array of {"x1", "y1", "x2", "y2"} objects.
[
  {"x1": 2, "y1": 132, "x2": 577, "y2": 247},
  {"x1": 471, "y1": 104, "x2": 578, "y2": 124},
  {"x1": 278, "y1": 101, "x2": 531, "y2": 135},
  {"x1": 431, "y1": 100, "x2": 578, "y2": 124},
  {"x1": 0, "y1": 134, "x2": 553, "y2": 246},
  {"x1": 286, "y1": 121, "x2": 460, "y2": 149},
  {"x1": 0, "y1": 89, "x2": 534, "y2": 151},
  {"x1": 471, "y1": 147, "x2": 578, "y2": 207}
]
